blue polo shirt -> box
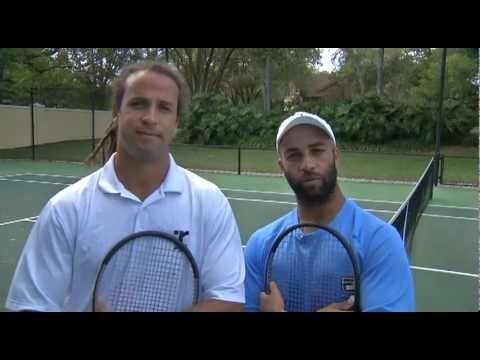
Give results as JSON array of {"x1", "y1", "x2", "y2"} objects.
[{"x1": 245, "y1": 199, "x2": 415, "y2": 312}]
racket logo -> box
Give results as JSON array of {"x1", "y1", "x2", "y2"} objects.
[
  {"x1": 341, "y1": 277, "x2": 355, "y2": 292},
  {"x1": 174, "y1": 230, "x2": 190, "y2": 242}
]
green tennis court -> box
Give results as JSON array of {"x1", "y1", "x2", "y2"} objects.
[{"x1": 0, "y1": 159, "x2": 477, "y2": 311}]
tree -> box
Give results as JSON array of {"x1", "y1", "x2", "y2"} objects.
[
  {"x1": 334, "y1": 48, "x2": 431, "y2": 98},
  {"x1": 409, "y1": 49, "x2": 478, "y2": 104},
  {"x1": 58, "y1": 48, "x2": 146, "y2": 88},
  {"x1": 336, "y1": 48, "x2": 370, "y2": 94},
  {"x1": 376, "y1": 48, "x2": 385, "y2": 96},
  {"x1": 0, "y1": 48, "x2": 19, "y2": 101},
  {"x1": 171, "y1": 48, "x2": 236, "y2": 94},
  {"x1": 168, "y1": 48, "x2": 321, "y2": 112},
  {"x1": 232, "y1": 48, "x2": 322, "y2": 111},
  {"x1": 2, "y1": 48, "x2": 78, "y2": 105}
]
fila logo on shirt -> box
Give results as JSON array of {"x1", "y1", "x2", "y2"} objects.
[{"x1": 341, "y1": 277, "x2": 355, "y2": 292}]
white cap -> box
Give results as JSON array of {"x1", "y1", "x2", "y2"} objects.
[{"x1": 276, "y1": 111, "x2": 336, "y2": 152}]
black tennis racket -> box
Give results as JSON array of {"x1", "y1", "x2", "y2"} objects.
[
  {"x1": 264, "y1": 223, "x2": 361, "y2": 312},
  {"x1": 92, "y1": 230, "x2": 200, "y2": 312}
]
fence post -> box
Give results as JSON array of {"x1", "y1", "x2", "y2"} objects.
[
  {"x1": 30, "y1": 88, "x2": 35, "y2": 160},
  {"x1": 237, "y1": 145, "x2": 241, "y2": 175},
  {"x1": 91, "y1": 87, "x2": 96, "y2": 151},
  {"x1": 434, "y1": 48, "x2": 447, "y2": 185}
]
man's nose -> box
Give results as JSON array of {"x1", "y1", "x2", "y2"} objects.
[
  {"x1": 141, "y1": 105, "x2": 158, "y2": 125},
  {"x1": 300, "y1": 153, "x2": 315, "y2": 172}
]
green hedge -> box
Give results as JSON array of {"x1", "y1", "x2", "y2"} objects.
[{"x1": 180, "y1": 93, "x2": 477, "y2": 149}]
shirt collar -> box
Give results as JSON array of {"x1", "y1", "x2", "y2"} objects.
[{"x1": 98, "y1": 153, "x2": 185, "y2": 196}]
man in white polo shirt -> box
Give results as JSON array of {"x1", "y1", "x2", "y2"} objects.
[{"x1": 5, "y1": 61, "x2": 245, "y2": 312}]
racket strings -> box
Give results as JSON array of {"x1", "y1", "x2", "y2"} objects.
[
  {"x1": 97, "y1": 236, "x2": 195, "y2": 311},
  {"x1": 270, "y1": 229, "x2": 356, "y2": 312}
]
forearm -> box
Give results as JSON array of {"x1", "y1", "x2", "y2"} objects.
[{"x1": 187, "y1": 299, "x2": 244, "y2": 312}]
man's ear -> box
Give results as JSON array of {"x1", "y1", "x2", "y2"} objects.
[
  {"x1": 278, "y1": 156, "x2": 285, "y2": 172},
  {"x1": 334, "y1": 146, "x2": 340, "y2": 162},
  {"x1": 333, "y1": 146, "x2": 341, "y2": 172}
]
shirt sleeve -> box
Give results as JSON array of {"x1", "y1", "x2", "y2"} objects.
[
  {"x1": 5, "y1": 200, "x2": 75, "y2": 312},
  {"x1": 200, "y1": 193, "x2": 245, "y2": 304},
  {"x1": 360, "y1": 224, "x2": 416, "y2": 312},
  {"x1": 244, "y1": 233, "x2": 266, "y2": 312}
]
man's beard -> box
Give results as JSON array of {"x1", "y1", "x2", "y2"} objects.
[{"x1": 284, "y1": 162, "x2": 337, "y2": 207}]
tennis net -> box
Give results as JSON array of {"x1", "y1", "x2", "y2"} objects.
[{"x1": 389, "y1": 157, "x2": 436, "y2": 255}]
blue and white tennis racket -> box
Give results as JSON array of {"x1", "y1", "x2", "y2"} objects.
[{"x1": 264, "y1": 223, "x2": 361, "y2": 312}]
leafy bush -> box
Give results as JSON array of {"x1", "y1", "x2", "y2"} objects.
[{"x1": 180, "y1": 93, "x2": 477, "y2": 149}]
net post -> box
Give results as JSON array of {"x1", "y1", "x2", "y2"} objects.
[
  {"x1": 434, "y1": 152, "x2": 440, "y2": 186},
  {"x1": 403, "y1": 201, "x2": 410, "y2": 254}
]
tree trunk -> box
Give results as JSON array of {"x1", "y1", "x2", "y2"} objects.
[
  {"x1": 263, "y1": 54, "x2": 272, "y2": 112},
  {"x1": 342, "y1": 48, "x2": 366, "y2": 95},
  {"x1": 376, "y1": 48, "x2": 385, "y2": 96},
  {"x1": 353, "y1": 62, "x2": 366, "y2": 95}
]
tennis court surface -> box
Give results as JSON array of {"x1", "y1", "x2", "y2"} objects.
[{"x1": 0, "y1": 159, "x2": 478, "y2": 311}]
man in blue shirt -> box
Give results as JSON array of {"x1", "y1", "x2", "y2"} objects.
[{"x1": 245, "y1": 111, "x2": 415, "y2": 312}]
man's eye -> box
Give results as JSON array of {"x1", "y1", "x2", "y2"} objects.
[
  {"x1": 158, "y1": 104, "x2": 171, "y2": 111},
  {"x1": 131, "y1": 100, "x2": 147, "y2": 108}
]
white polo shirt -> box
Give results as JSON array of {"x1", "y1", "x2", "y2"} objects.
[{"x1": 5, "y1": 154, "x2": 245, "y2": 311}]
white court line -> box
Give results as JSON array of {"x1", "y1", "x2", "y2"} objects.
[
  {"x1": 4, "y1": 214, "x2": 477, "y2": 279},
  {"x1": 227, "y1": 197, "x2": 478, "y2": 220},
  {"x1": 222, "y1": 188, "x2": 477, "y2": 210},
  {"x1": 428, "y1": 204, "x2": 478, "y2": 211},
  {"x1": 240, "y1": 244, "x2": 479, "y2": 279},
  {"x1": 410, "y1": 266, "x2": 479, "y2": 278},
  {"x1": 227, "y1": 197, "x2": 295, "y2": 206},
  {"x1": 21, "y1": 172, "x2": 80, "y2": 179},
  {"x1": 2, "y1": 177, "x2": 477, "y2": 220},
  {"x1": 0, "y1": 178, "x2": 72, "y2": 186},
  {"x1": 421, "y1": 213, "x2": 478, "y2": 221},
  {"x1": 4, "y1": 175, "x2": 477, "y2": 210},
  {"x1": 222, "y1": 187, "x2": 293, "y2": 196},
  {"x1": 0, "y1": 173, "x2": 30, "y2": 178},
  {"x1": 222, "y1": 187, "x2": 404, "y2": 204},
  {"x1": 227, "y1": 197, "x2": 394, "y2": 214},
  {"x1": 0, "y1": 216, "x2": 38, "y2": 227},
  {"x1": 8, "y1": 177, "x2": 471, "y2": 207}
]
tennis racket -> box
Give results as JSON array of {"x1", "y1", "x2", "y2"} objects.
[
  {"x1": 92, "y1": 230, "x2": 200, "y2": 312},
  {"x1": 264, "y1": 223, "x2": 361, "y2": 312}
]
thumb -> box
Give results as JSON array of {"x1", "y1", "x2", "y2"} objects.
[
  {"x1": 268, "y1": 281, "x2": 281, "y2": 296},
  {"x1": 339, "y1": 295, "x2": 355, "y2": 310},
  {"x1": 95, "y1": 296, "x2": 109, "y2": 312}
]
